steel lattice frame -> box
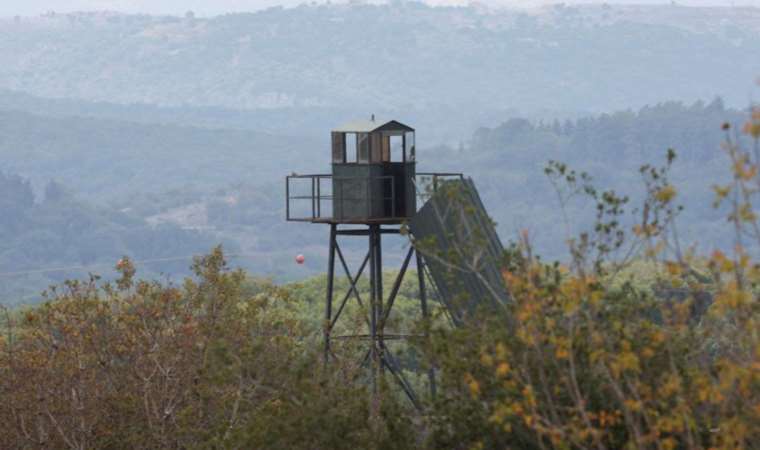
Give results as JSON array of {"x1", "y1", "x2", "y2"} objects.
[{"x1": 323, "y1": 223, "x2": 436, "y2": 409}]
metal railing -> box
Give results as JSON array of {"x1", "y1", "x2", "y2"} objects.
[
  {"x1": 285, "y1": 172, "x2": 464, "y2": 222},
  {"x1": 414, "y1": 172, "x2": 465, "y2": 203},
  {"x1": 285, "y1": 174, "x2": 397, "y2": 222},
  {"x1": 285, "y1": 174, "x2": 331, "y2": 221}
]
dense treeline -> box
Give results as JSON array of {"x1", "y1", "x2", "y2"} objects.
[
  {"x1": 0, "y1": 250, "x2": 416, "y2": 449},
  {"x1": 0, "y1": 109, "x2": 323, "y2": 202},
  {"x1": 0, "y1": 172, "x2": 217, "y2": 305},
  {"x1": 1, "y1": 109, "x2": 759, "y2": 449},
  {"x1": 452, "y1": 99, "x2": 747, "y2": 260}
]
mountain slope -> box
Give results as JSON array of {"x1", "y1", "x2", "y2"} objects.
[{"x1": 0, "y1": 4, "x2": 757, "y2": 130}]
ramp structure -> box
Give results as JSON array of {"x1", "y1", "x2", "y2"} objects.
[{"x1": 410, "y1": 177, "x2": 510, "y2": 325}]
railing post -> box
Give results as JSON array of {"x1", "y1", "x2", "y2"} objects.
[
  {"x1": 317, "y1": 176, "x2": 321, "y2": 218},
  {"x1": 311, "y1": 176, "x2": 316, "y2": 220},
  {"x1": 285, "y1": 176, "x2": 290, "y2": 221},
  {"x1": 325, "y1": 224, "x2": 337, "y2": 365}
]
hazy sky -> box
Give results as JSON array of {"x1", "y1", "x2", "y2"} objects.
[{"x1": 1, "y1": 0, "x2": 759, "y2": 17}]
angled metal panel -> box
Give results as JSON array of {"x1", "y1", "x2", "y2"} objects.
[{"x1": 409, "y1": 178, "x2": 510, "y2": 326}]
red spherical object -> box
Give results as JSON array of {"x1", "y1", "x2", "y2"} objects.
[{"x1": 295, "y1": 254, "x2": 305, "y2": 265}]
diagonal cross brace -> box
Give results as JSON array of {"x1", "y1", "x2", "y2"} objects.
[
  {"x1": 379, "y1": 245, "x2": 415, "y2": 330},
  {"x1": 380, "y1": 342, "x2": 422, "y2": 411},
  {"x1": 330, "y1": 249, "x2": 370, "y2": 331}
]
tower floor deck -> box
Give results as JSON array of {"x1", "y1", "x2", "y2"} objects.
[{"x1": 296, "y1": 217, "x2": 406, "y2": 225}]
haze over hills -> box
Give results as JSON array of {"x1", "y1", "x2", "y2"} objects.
[
  {"x1": 0, "y1": 3, "x2": 758, "y2": 142},
  {"x1": 0, "y1": 95, "x2": 748, "y2": 303}
]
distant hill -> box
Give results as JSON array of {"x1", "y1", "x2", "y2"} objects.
[
  {"x1": 0, "y1": 3, "x2": 758, "y2": 142},
  {"x1": 424, "y1": 98, "x2": 747, "y2": 260},
  {"x1": 0, "y1": 108, "x2": 323, "y2": 201},
  {"x1": 0, "y1": 171, "x2": 221, "y2": 305},
  {"x1": 0, "y1": 98, "x2": 752, "y2": 305}
]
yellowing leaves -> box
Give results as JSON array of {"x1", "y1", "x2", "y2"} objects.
[
  {"x1": 623, "y1": 399, "x2": 642, "y2": 412},
  {"x1": 495, "y1": 342, "x2": 508, "y2": 361},
  {"x1": 714, "y1": 284, "x2": 751, "y2": 310},
  {"x1": 744, "y1": 120, "x2": 760, "y2": 139},
  {"x1": 712, "y1": 184, "x2": 732, "y2": 208},
  {"x1": 711, "y1": 250, "x2": 735, "y2": 273},
  {"x1": 733, "y1": 158, "x2": 758, "y2": 181},
  {"x1": 496, "y1": 362, "x2": 511, "y2": 377},
  {"x1": 655, "y1": 184, "x2": 677, "y2": 203},
  {"x1": 464, "y1": 373, "x2": 481, "y2": 398},
  {"x1": 739, "y1": 203, "x2": 757, "y2": 222},
  {"x1": 664, "y1": 261, "x2": 682, "y2": 277},
  {"x1": 658, "y1": 374, "x2": 682, "y2": 398}
]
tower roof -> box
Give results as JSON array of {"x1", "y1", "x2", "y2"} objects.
[{"x1": 332, "y1": 119, "x2": 414, "y2": 133}]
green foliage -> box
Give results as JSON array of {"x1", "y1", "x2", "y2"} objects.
[
  {"x1": 0, "y1": 172, "x2": 218, "y2": 305},
  {"x1": 425, "y1": 109, "x2": 760, "y2": 449},
  {"x1": 0, "y1": 247, "x2": 416, "y2": 449}
]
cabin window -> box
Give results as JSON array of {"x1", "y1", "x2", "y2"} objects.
[
  {"x1": 405, "y1": 132, "x2": 415, "y2": 162},
  {"x1": 390, "y1": 135, "x2": 404, "y2": 162},
  {"x1": 345, "y1": 133, "x2": 357, "y2": 163},
  {"x1": 332, "y1": 132, "x2": 345, "y2": 163}
]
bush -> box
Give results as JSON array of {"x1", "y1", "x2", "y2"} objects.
[{"x1": 427, "y1": 107, "x2": 760, "y2": 449}]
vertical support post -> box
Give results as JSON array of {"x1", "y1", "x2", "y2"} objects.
[
  {"x1": 285, "y1": 177, "x2": 290, "y2": 221},
  {"x1": 316, "y1": 176, "x2": 321, "y2": 218},
  {"x1": 376, "y1": 226, "x2": 383, "y2": 336},
  {"x1": 324, "y1": 224, "x2": 337, "y2": 365},
  {"x1": 402, "y1": 133, "x2": 406, "y2": 163},
  {"x1": 375, "y1": 226, "x2": 384, "y2": 378},
  {"x1": 311, "y1": 176, "x2": 316, "y2": 219},
  {"x1": 368, "y1": 225, "x2": 378, "y2": 396},
  {"x1": 416, "y1": 249, "x2": 437, "y2": 400}
]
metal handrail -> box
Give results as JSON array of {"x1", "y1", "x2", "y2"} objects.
[
  {"x1": 414, "y1": 172, "x2": 464, "y2": 202},
  {"x1": 286, "y1": 172, "x2": 463, "y2": 221},
  {"x1": 286, "y1": 174, "x2": 397, "y2": 222},
  {"x1": 416, "y1": 172, "x2": 464, "y2": 178}
]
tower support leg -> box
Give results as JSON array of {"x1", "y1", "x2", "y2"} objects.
[
  {"x1": 416, "y1": 250, "x2": 437, "y2": 400},
  {"x1": 374, "y1": 226, "x2": 383, "y2": 378},
  {"x1": 368, "y1": 225, "x2": 378, "y2": 395},
  {"x1": 324, "y1": 224, "x2": 337, "y2": 365}
]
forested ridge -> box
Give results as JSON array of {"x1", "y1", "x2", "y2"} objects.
[
  {"x1": 0, "y1": 3, "x2": 759, "y2": 141},
  {"x1": 0, "y1": 98, "x2": 750, "y2": 304}
]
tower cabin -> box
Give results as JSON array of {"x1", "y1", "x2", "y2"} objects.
[{"x1": 330, "y1": 118, "x2": 416, "y2": 223}]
